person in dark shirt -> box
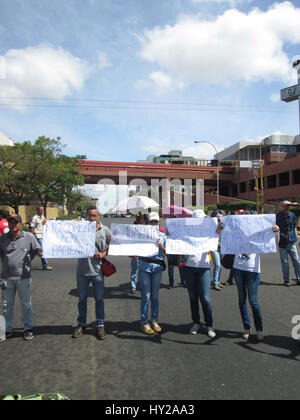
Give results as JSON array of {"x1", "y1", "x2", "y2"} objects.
[
  {"x1": 0, "y1": 215, "x2": 42, "y2": 342},
  {"x1": 276, "y1": 201, "x2": 300, "y2": 287}
]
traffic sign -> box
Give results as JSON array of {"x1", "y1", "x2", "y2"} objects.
[{"x1": 281, "y1": 84, "x2": 300, "y2": 103}]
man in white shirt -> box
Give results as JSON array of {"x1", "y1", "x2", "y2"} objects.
[{"x1": 30, "y1": 207, "x2": 53, "y2": 271}]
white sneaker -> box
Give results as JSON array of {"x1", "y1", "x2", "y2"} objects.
[
  {"x1": 207, "y1": 328, "x2": 216, "y2": 338},
  {"x1": 190, "y1": 324, "x2": 201, "y2": 335}
]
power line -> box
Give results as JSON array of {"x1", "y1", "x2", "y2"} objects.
[
  {"x1": 0, "y1": 96, "x2": 294, "y2": 111},
  {"x1": 0, "y1": 102, "x2": 296, "y2": 114}
]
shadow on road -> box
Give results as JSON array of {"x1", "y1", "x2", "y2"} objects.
[
  {"x1": 68, "y1": 283, "x2": 141, "y2": 301},
  {"x1": 237, "y1": 335, "x2": 300, "y2": 361}
]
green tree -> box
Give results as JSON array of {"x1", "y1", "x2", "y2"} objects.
[
  {"x1": 28, "y1": 137, "x2": 85, "y2": 217},
  {"x1": 0, "y1": 142, "x2": 35, "y2": 213},
  {"x1": 66, "y1": 189, "x2": 95, "y2": 215},
  {"x1": 0, "y1": 136, "x2": 85, "y2": 216}
]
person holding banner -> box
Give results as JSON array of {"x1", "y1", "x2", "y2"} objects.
[
  {"x1": 230, "y1": 216, "x2": 280, "y2": 342},
  {"x1": 72, "y1": 206, "x2": 112, "y2": 341},
  {"x1": 138, "y1": 212, "x2": 166, "y2": 336},
  {"x1": 181, "y1": 210, "x2": 216, "y2": 339}
]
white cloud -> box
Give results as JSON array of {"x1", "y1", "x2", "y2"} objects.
[
  {"x1": 0, "y1": 44, "x2": 97, "y2": 109},
  {"x1": 270, "y1": 93, "x2": 281, "y2": 103},
  {"x1": 140, "y1": 2, "x2": 300, "y2": 91}
]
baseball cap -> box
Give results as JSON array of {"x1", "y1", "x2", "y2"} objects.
[
  {"x1": 7, "y1": 214, "x2": 22, "y2": 223},
  {"x1": 283, "y1": 201, "x2": 292, "y2": 206},
  {"x1": 192, "y1": 209, "x2": 206, "y2": 219},
  {"x1": 149, "y1": 212, "x2": 160, "y2": 223}
]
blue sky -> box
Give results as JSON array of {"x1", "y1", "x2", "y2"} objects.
[{"x1": 0, "y1": 0, "x2": 300, "y2": 161}]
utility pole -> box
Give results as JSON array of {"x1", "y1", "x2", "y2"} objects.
[
  {"x1": 281, "y1": 57, "x2": 300, "y2": 133},
  {"x1": 194, "y1": 141, "x2": 219, "y2": 206}
]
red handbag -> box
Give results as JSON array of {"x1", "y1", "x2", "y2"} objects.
[{"x1": 102, "y1": 258, "x2": 116, "y2": 277}]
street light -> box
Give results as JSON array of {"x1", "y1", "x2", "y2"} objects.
[{"x1": 194, "y1": 141, "x2": 220, "y2": 206}]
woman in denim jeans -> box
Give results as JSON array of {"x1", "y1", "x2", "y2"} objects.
[
  {"x1": 138, "y1": 213, "x2": 166, "y2": 336},
  {"x1": 232, "y1": 223, "x2": 280, "y2": 342},
  {"x1": 181, "y1": 210, "x2": 216, "y2": 338}
]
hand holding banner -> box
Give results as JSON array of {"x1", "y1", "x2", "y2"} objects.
[
  {"x1": 43, "y1": 221, "x2": 96, "y2": 259},
  {"x1": 220, "y1": 214, "x2": 277, "y2": 255}
]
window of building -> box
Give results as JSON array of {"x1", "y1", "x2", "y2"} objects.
[
  {"x1": 271, "y1": 145, "x2": 297, "y2": 154},
  {"x1": 240, "y1": 182, "x2": 247, "y2": 193},
  {"x1": 267, "y1": 175, "x2": 277, "y2": 189},
  {"x1": 249, "y1": 180, "x2": 256, "y2": 191},
  {"x1": 232, "y1": 184, "x2": 238, "y2": 197},
  {"x1": 293, "y1": 169, "x2": 300, "y2": 185},
  {"x1": 279, "y1": 172, "x2": 290, "y2": 187}
]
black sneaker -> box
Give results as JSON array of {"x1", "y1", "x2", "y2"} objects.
[
  {"x1": 284, "y1": 282, "x2": 291, "y2": 287},
  {"x1": 72, "y1": 326, "x2": 86, "y2": 339},
  {"x1": 23, "y1": 330, "x2": 34, "y2": 341}
]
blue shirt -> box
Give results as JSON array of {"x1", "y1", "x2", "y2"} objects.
[
  {"x1": 138, "y1": 233, "x2": 166, "y2": 273},
  {"x1": 276, "y1": 211, "x2": 298, "y2": 243}
]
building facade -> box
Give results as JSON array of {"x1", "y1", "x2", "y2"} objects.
[{"x1": 217, "y1": 134, "x2": 300, "y2": 204}]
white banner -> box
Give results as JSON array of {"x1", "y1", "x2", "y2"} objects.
[
  {"x1": 109, "y1": 224, "x2": 160, "y2": 257},
  {"x1": 166, "y1": 218, "x2": 219, "y2": 255},
  {"x1": 43, "y1": 221, "x2": 96, "y2": 259},
  {"x1": 221, "y1": 214, "x2": 277, "y2": 255}
]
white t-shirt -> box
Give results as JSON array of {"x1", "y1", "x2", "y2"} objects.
[
  {"x1": 186, "y1": 253, "x2": 211, "y2": 269},
  {"x1": 233, "y1": 254, "x2": 261, "y2": 274},
  {"x1": 30, "y1": 215, "x2": 46, "y2": 239}
]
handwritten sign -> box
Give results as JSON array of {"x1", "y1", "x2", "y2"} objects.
[
  {"x1": 43, "y1": 221, "x2": 96, "y2": 259},
  {"x1": 166, "y1": 218, "x2": 219, "y2": 255},
  {"x1": 221, "y1": 214, "x2": 277, "y2": 255},
  {"x1": 109, "y1": 224, "x2": 160, "y2": 257}
]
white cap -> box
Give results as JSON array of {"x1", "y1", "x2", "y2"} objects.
[
  {"x1": 149, "y1": 212, "x2": 160, "y2": 222},
  {"x1": 192, "y1": 209, "x2": 206, "y2": 219},
  {"x1": 283, "y1": 201, "x2": 292, "y2": 206}
]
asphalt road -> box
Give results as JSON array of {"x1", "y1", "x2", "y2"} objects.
[{"x1": 0, "y1": 219, "x2": 300, "y2": 400}]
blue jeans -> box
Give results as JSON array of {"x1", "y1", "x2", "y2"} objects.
[
  {"x1": 1, "y1": 278, "x2": 33, "y2": 333},
  {"x1": 182, "y1": 267, "x2": 213, "y2": 328},
  {"x1": 139, "y1": 266, "x2": 163, "y2": 326},
  {"x1": 130, "y1": 258, "x2": 138, "y2": 291},
  {"x1": 279, "y1": 243, "x2": 300, "y2": 283},
  {"x1": 77, "y1": 274, "x2": 105, "y2": 328},
  {"x1": 212, "y1": 251, "x2": 222, "y2": 286},
  {"x1": 37, "y1": 239, "x2": 48, "y2": 269},
  {"x1": 234, "y1": 269, "x2": 263, "y2": 332}
]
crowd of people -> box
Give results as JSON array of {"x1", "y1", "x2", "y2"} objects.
[{"x1": 0, "y1": 202, "x2": 299, "y2": 344}]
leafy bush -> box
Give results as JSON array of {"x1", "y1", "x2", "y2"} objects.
[{"x1": 218, "y1": 201, "x2": 257, "y2": 213}]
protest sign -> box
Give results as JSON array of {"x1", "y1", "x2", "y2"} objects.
[
  {"x1": 221, "y1": 214, "x2": 277, "y2": 255},
  {"x1": 166, "y1": 218, "x2": 219, "y2": 255},
  {"x1": 109, "y1": 224, "x2": 160, "y2": 257},
  {"x1": 43, "y1": 221, "x2": 96, "y2": 259}
]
